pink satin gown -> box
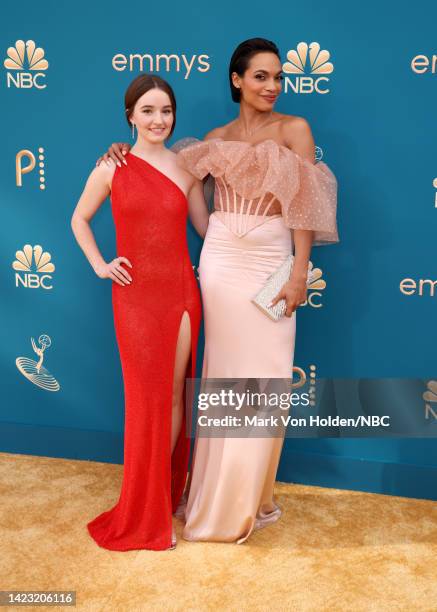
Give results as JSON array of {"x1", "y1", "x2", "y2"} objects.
[{"x1": 176, "y1": 138, "x2": 338, "y2": 543}]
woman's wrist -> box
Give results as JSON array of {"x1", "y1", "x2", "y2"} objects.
[
  {"x1": 92, "y1": 258, "x2": 107, "y2": 276},
  {"x1": 288, "y1": 269, "x2": 308, "y2": 283}
]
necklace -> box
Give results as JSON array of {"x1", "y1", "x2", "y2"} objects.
[{"x1": 240, "y1": 112, "x2": 274, "y2": 138}]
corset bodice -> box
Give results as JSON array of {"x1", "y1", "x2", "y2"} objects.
[{"x1": 177, "y1": 137, "x2": 339, "y2": 245}]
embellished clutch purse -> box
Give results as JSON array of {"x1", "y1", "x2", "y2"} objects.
[{"x1": 251, "y1": 255, "x2": 315, "y2": 321}]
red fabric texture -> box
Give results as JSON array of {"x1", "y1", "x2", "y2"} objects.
[{"x1": 87, "y1": 153, "x2": 202, "y2": 551}]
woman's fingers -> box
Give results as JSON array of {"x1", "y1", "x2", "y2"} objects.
[
  {"x1": 102, "y1": 152, "x2": 112, "y2": 166},
  {"x1": 269, "y1": 291, "x2": 285, "y2": 308},
  {"x1": 118, "y1": 256, "x2": 133, "y2": 268},
  {"x1": 111, "y1": 143, "x2": 127, "y2": 167},
  {"x1": 107, "y1": 145, "x2": 121, "y2": 167},
  {"x1": 285, "y1": 303, "x2": 296, "y2": 317},
  {"x1": 115, "y1": 265, "x2": 132, "y2": 283},
  {"x1": 96, "y1": 156, "x2": 103, "y2": 167},
  {"x1": 111, "y1": 268, "x2": 128, "y2": 285},
  {"x1": 109, "y1": 271, "x2": 125, "y2": 286}
]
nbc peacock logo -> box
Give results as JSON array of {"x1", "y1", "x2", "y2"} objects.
[
  {"x1": 423, "y1": 381, "x2": 437, "y2": 420},
  {"x1": 16, "y1": 334, "x2": 60, "y2": 391},
  {"x1": 282, "y1": 42, "x2": 334, "y2": 94},
  {"x1": 4, "y1": 40, "x2": 48, "y2": 89},
  {"x1": 12, "y1": 244, "x2": 55, "y2": 290},
  {"x1": 302, "y1": 262, "x2": 326, "y2": 308}
]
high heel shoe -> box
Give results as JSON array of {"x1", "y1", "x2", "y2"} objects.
[{"x1": 169, "y1": 525, "x2": 177, "y2": 550}]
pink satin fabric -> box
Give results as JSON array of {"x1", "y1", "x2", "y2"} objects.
[
  {"x1": 174, "y1": 138, "x2": 338, "y2": 543},
  {"x1": 176, "y1": 212, "x2": 295, "y2": 543}
]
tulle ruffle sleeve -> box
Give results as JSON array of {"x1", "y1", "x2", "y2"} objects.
[
  {"x1": 282, "y1": 154, "x2": 338, "y2": 246},
  {"x1": 175, "y1": 137, "x2": 339, "y2": 245},
  {"x1": 175, "y1": 139, "x2": 229, "y2": 180}
]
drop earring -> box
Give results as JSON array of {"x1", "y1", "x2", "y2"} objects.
[{"x1": 131, "y1": 122, "x2": 136, "y2": 140}]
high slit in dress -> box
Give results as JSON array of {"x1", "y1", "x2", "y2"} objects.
[{"x1": 87, "y1": 152, "x2": 202, "y2": 551}]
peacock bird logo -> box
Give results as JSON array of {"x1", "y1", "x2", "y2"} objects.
[
  {"x1": 16, "y1": 334, "x2": 60, "y2": 391},
  {"x1": 12, "y1": 244, "x2": 55, "y2": 273},
  {"x1": 307, "y1": 262, "x2": 326, "y2": 291},
  {"x1": 4, "y1": 40, "x2": 48, "y2": 71},
  {"x1": 423, "y1": 381, "x2": 437, "y2": 420},
  {"x1": 283, "y1": 43, "x2": 334, "y2": 75},
  {"x1": 302, "y1": 262, "x2": 326, "y2": 309}
]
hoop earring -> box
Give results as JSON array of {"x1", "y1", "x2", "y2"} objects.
[{"x1": 131, "y1": 122, "x2": 136, "y2": 140}]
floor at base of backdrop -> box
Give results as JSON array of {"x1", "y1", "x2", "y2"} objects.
[{"x1": 1, "y1": 451, "x2": 436, "y2": 611}]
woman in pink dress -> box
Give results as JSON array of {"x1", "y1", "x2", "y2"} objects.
[{"x1": 100, "y1": 37, "x2": 338, "y2": 544}]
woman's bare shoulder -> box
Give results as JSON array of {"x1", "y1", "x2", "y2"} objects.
[
  {"x1": 92, "y1": 157, "x2": 117, "y2": 188},
  {"x1": 278, "y1": 114, "x2": 313, "y2": 141},
  {"x1": 204, "y1": 120, "x2": 237, "y2": 141}
]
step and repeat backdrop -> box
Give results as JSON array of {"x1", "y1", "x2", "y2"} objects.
[{"x1": 1, "y1": 1, "x2": 436, "y2": 494}]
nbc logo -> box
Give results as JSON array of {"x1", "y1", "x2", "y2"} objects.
[
  {"x1": 282, "y1": 42, "x2": 334, "y2": 94},
  {"x1": 16, "y1": 334, "x2": 60, "y2": 391},
  {"x1": 16, "y1": 148, "x2": 46, "y2": 189},
  {"x1": 4, "y1": 40, "x2": 48, "y2": 89},
  {"x1": 422, "y1": 381, "x2": 437, "y2": 420},
  {"x1": 13, "y1": 244, "x2": 55, "y2": 289},
  {"x1": 302, "y1": 262, "x2": 326, "y2": 308}
]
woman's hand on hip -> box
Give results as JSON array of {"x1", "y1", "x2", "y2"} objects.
[
  {"x1": 96, "y1": 143, "x2": 131, "y2": 168},
  {"x1": 94, "y1": 256, "x2": 133, "y2": 286},
  {"x1": 270, "y1": 278, "x2": 307, "y2": 317}
]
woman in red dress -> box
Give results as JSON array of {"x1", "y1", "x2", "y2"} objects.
[{"x1": 71, "y1": 74, "x2": 207, "y2": 551}]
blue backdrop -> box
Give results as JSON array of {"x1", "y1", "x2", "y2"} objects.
[{"x1": 1, "y1": 0, "x2": 436, "y2": 500}]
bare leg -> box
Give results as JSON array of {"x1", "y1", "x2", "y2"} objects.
[
  {"x1": 171, "y1": 311, "x2": 192, "y2": 454},
  {"x1": 169, "y1": 311, "x2": 192, "y2": 549}
]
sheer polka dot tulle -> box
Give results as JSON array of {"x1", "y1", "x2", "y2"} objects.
[{"x1": 176, "y1": 137, "x2": 338, "y2": 245}]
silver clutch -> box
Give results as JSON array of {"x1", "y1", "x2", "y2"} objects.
[{"x1": 251, "y1": 255, "x2": 315, "y2": 321}]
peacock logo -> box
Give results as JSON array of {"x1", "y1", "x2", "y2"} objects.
[
  {"x1": 423, "y1": 381, "x2": 437, "y2": 420},
  {"x1": 4, "y1": 40, "x2": 48, "y2": 89},
  {"x1": 282, "y1": 42, "x2": 334, "y2": 95},
  {"x1": 302, "y1": 262, "x2": 326, "y2": 308},
  {"x1": 13, "y1": 244, "x2": 55, "y2": 289},
  {"x1": 16, "y1": 334, "x2": 60, "y2": 391}
]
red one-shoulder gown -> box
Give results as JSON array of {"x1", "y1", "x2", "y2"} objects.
[{"x1": 87, "y1": 152, "x2": 202, "y2": 551}]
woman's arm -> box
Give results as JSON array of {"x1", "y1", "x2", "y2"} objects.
[
  {"x1": 271, "y1": 117, "x2": 315, "y2": 317},
  {"x1": 71, "y1": 162, "x2": 132, "y2": 286},
  {"x1": 187, "y1": 178, "x2": 210, "y2": 239}
]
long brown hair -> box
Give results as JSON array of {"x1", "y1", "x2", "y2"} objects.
[{"x1": 124, "y1": 73, "x2": 177, "y2": 137}]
